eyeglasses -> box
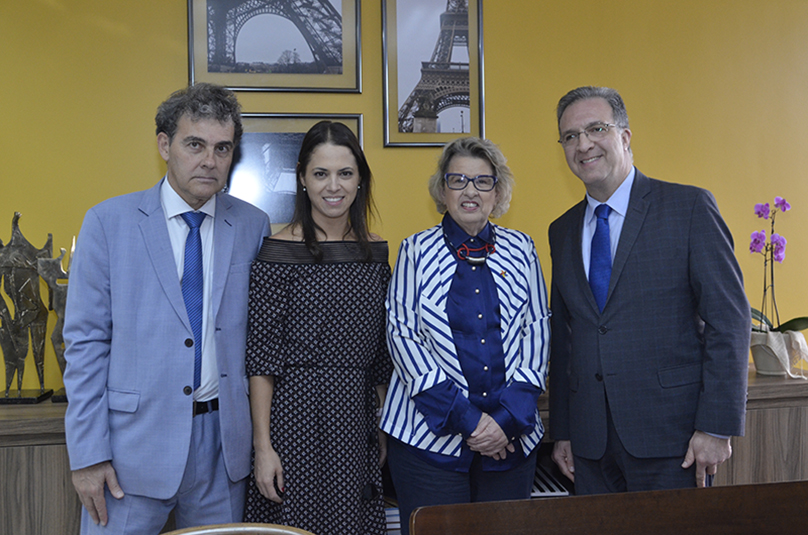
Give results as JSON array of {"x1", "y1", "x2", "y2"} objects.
[
  {"x1": 558, "y1": 123, "x2": 617, "y2": 147},
  {"x1": 444, "y1": 173, "x2": 498, "y2": 192}
]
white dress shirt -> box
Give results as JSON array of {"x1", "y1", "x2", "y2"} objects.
[
  {"x1": 161, "y1": 177, "x2": 218, "y2": 402},
  {"x1": 581, "y1": 167, "x2": 635, "y2": 277}
]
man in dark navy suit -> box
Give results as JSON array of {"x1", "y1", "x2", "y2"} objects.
[{"x1": 548, "y1": 86, "x2": 749, "y2": 493}]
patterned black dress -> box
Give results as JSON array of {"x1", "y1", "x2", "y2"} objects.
[{"x1": 243, "y1": 239, "x2": 392, "y2": 535}]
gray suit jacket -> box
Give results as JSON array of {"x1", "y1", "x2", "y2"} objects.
[
  {"x1": 548, "y1": 169, "x2": 749, "y2": 460},
  {"x1": 63, "y1": 180, "x2": 269, "y2": 499}
]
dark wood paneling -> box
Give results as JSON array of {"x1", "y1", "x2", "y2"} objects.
[{"x1": 0, "y1": 443, "x2": 81, "y2": 535}]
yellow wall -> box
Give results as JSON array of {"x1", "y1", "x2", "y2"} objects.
[{"x1": 2, "y1": 0, "x2": 807, "y2": 391}]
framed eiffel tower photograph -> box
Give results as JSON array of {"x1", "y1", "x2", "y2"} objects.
[
  {"x1": 383, "y1": 0, "x2": 484, "y2": 146},
  {"x1": 189, "y1": 0, "x2": 362, "y2": 92}
]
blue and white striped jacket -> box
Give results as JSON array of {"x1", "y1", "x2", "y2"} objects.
[{"x1": 380, "y1": 223, "x2": 550, "y2": 457}]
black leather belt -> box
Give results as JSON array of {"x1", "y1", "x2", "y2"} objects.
[{"x1": 193, "y1": 398, "x2": 219, "y2": 417}]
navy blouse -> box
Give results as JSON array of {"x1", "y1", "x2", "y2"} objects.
[{"x1": 406, "y1": 214, "x2": 540, "y2": 472}]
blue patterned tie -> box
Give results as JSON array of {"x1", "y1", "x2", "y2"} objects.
[
  {"x1": 181, "y1": 211, "x2": 205, "y2": 390},
  {"x1": 589, "y1": 204, "x2": 612, "y2": 313}
]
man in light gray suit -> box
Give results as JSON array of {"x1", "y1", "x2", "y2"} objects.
[
  {"x1": 63, "y1": 83, "x2": 270, "y2": 534},
  {"x1": 548, "y1": 86, "x2": 749, "y2": 494}
]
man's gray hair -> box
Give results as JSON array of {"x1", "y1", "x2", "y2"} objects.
[
  {"x1": 155, "y1": 83, "x2": 243, "y2": 145},
  {"x1": 556, "y1": 86, "x2": 630, "y2": 134}
]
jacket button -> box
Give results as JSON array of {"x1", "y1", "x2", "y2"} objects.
[
  {"x1": 595, "y1": 373, "x2": 603, "y2": 382},
  {"x1": 598, "y1": 326, "x2": 608, "y2": 335},
  {"x1": 185, "y1": 338, "x2": 194, "y2": 347},
  {"x1": 183, "y1": 386, "x2": 193, "y2": 395}
]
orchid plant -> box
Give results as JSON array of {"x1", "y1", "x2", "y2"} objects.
[{"x1": 750, "y1": 196, "x2": 808, "y2": 332}]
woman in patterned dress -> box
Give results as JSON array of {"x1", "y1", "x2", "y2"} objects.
[{"x1": 243, "y1": 121, "x2": 391, "y2": 534}]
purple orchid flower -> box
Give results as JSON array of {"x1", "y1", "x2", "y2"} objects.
[
  {"x1": 750, "y1": 230, "x2": 767, "y2": 254},
  {"x1": 771, "y1": 233, "x2": 787, "y2": 263},
  {"x1": 754, "y1": 202, "x2": 771, "y2": 219},
  {"x1": 775, "y1": 196, "x2": 791, "y2": 212}
]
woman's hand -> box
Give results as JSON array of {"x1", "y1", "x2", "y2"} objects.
[
  {"x1": 378, "y1": 430, "x2": 388, "y2": 466},
  {"x1": 254, "y1": 446, "x2": 284, "y2": 503},
  {"x1": 467, "y1": 413, "x2": 512, "y2": 458},
  {"x1": 375, "y1": 384, "x2": 389, "y2": 467}
]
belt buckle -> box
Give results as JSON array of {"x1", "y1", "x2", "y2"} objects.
[{"x1": 193, "y1": 398, "x2": 218, "y2": 417}]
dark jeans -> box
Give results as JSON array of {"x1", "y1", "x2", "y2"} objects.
[{"x1": 387, "y1": 438, "x2": 537, "y2": 535}]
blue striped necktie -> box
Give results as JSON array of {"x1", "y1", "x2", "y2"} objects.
[
  {"x1": 589, "y1": 204, "x2": 612, "y2": 312},
  {"x1": 181, "y1": 211, "x2": 205, "y2": 390}
]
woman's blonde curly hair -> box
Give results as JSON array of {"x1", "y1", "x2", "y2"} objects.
[{"x1": 427, "y1": 137, "x2": 514, "y2": 218}]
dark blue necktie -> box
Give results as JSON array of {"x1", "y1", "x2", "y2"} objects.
[
  {"x1": 181, "y1": 211, "x2": 205, "y2": 390},
  {"x1": 589, "y1": 204, "x2": 612, "y2": 312}
]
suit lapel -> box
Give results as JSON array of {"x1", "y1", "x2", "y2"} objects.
[
  {"x1": 138, "y1": 182, "x2": 191, "y2": 331},
  {"x1": 608, "y1": 171, "x2": 651, "y2": 305},
  {"x1": 565, "y1": 200, "x2": 601, "y2": 313},
  {"x1": 210, "y1": 194, "x2": 235, "y2": 321},
  {"x1": 570, "y1": 202, "x2": 593, "y2": 307}
]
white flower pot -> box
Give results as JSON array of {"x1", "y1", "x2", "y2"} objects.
[
  {"x1": 750, "y1": 331, "x2": 787, "y2": 375},
  {"x1": 750, "y1": 330, "x2": 808, "y2": 377}
]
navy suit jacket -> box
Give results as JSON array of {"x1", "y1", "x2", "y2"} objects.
[
  {"x1": 63, "y1": 180, "x2": 270, "y2": 499},
  {"x1": 548, "y1": 169, "x2": 749, "y2": 460}
]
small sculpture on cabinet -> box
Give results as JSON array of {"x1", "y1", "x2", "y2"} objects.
[
  {"x1": 0, "y1": 212, "x2": 53, "y2": 401},
  {"x1": 38, "y1": 246, "x2": 71, "y2": 402}
]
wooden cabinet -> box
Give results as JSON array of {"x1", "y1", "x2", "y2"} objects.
[
  {"x1": 0, "y1": 403, "x2": 81, "y2": 535},
  {"x1": 715, "y1": 368, "x2": 808, "y2": 486}
]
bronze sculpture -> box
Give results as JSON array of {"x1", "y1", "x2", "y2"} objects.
[{"x1": 0, "y1": 213, "x2": 52, "y2": 397}]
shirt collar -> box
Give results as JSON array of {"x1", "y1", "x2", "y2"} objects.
[
  {"x1": 442, "y1": 213, "x2": 494, "y2": 246},
  {"x1": 585, "y1": 166, "x2": 635, "y2": 221},
  {"x1": 161, "y1": 176, "x2": 216, "y2": 219}
]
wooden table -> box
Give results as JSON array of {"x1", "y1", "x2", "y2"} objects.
[{"x1": 410, "y1": 480, "x2": 808, "y2": 535}]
